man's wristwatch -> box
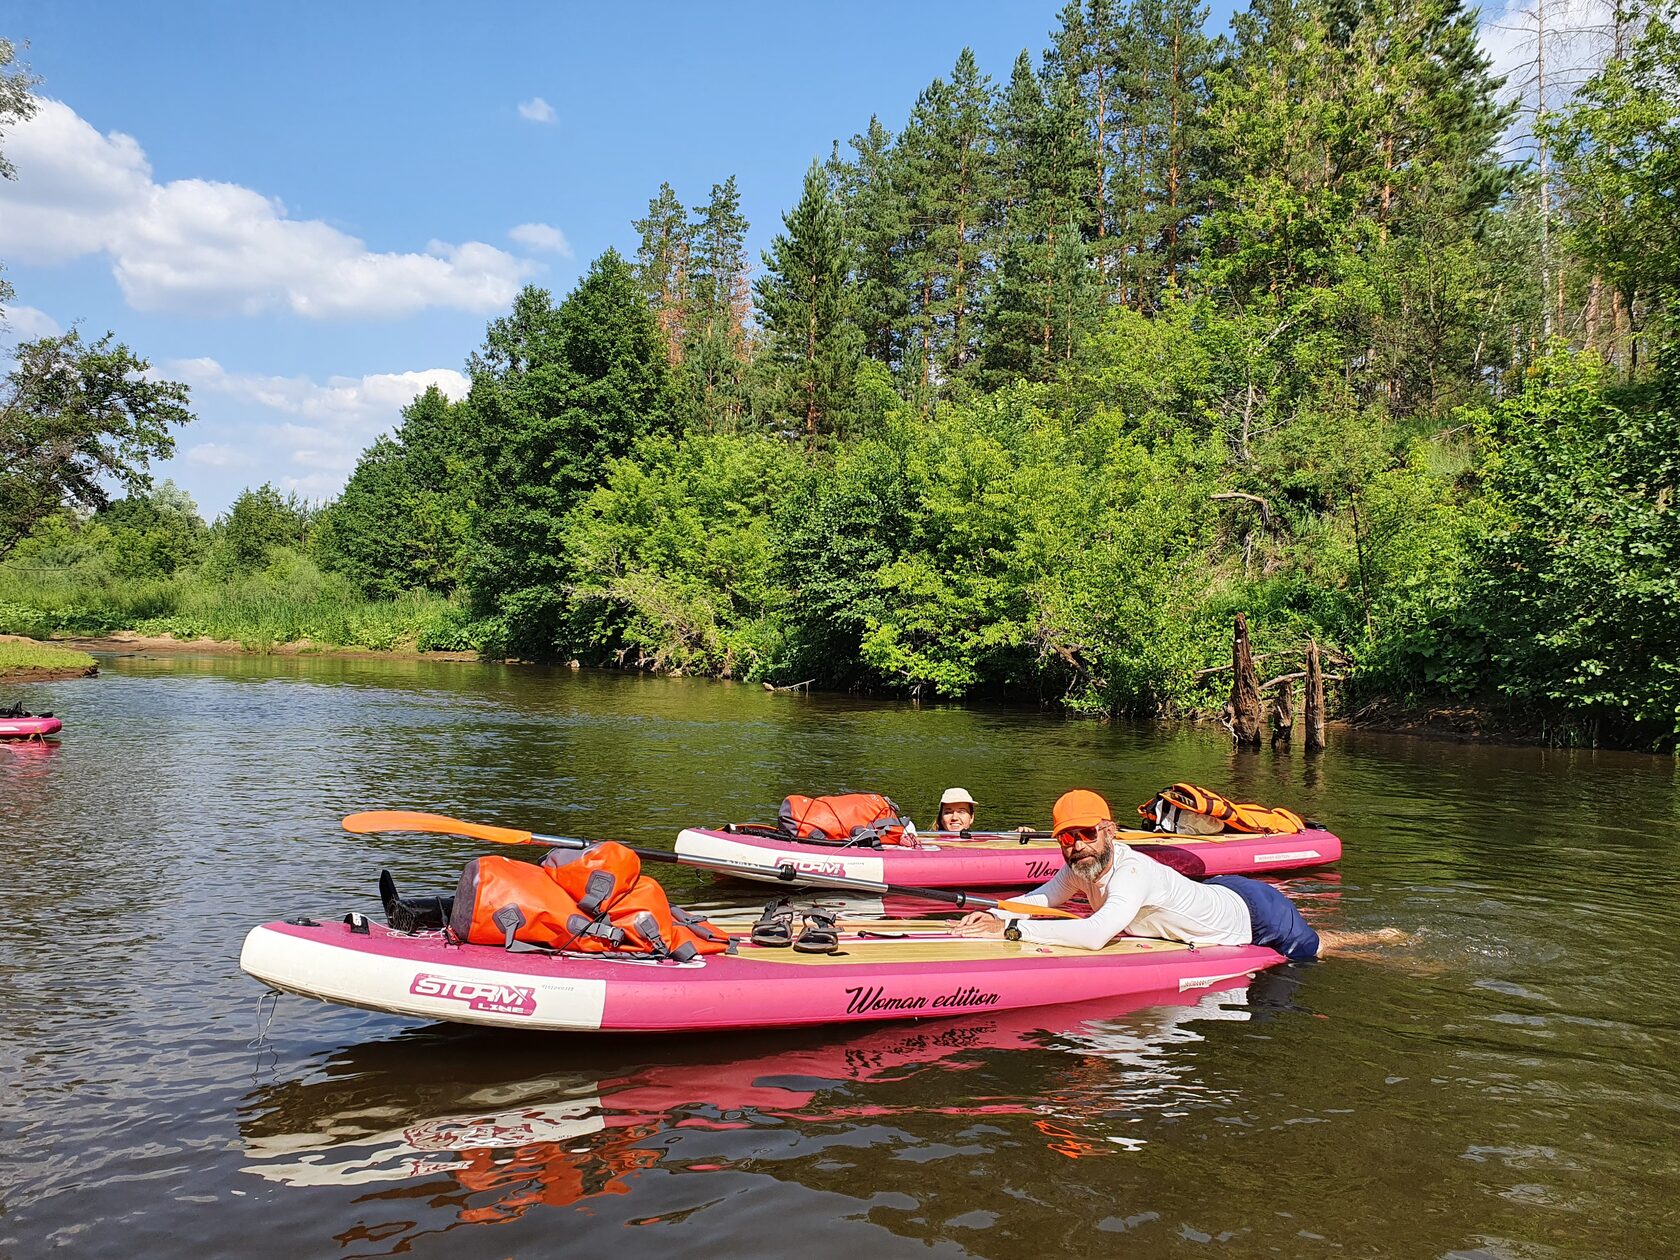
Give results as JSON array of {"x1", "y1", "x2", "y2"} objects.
[{"x1": 1003, "y1": 920, "x2": 1022, "y2": 942}]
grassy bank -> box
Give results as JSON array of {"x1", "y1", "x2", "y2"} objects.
[
  {"x1": 0, "y1": 554, "x2": 476, "y2": 654},
  {"x1": 0, "y1": 637, "x2": 99, "y2": 680}
]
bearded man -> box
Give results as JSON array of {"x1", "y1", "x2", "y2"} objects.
[{"x1": 954, "y1": 789, "x2": 1395, "y2": 959}]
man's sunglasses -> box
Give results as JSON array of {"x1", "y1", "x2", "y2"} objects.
[{"x1": 1057, "y1": 826, "x2": 1098, "y2": 847}]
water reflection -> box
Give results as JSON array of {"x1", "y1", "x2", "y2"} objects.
[{"x1": 240, "y1": 979, "x2": 1278, "y2": 1245}]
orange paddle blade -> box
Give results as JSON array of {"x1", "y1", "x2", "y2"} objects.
[
  {"x1": 341, "y1": 810, "x2": 535, "y2": 847},
  {"x1": 994, "y1": 898, "x2": 1077, "y2": 919}
]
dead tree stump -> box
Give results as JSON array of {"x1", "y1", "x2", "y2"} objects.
[
  {"x1": 1270, "y1": 678, "x2": 1295, "y2": 746},
  {"x1": 1305, "y1": 639, "x2": 1326, "y2": 752},
  {"x1": 1230, "y1": 613, "x2": 1263, "y2": 747}
]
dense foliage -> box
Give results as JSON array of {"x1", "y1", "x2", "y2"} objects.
[{"x1": 4, "y1": 0, "x2": 1677, "y2": 748}]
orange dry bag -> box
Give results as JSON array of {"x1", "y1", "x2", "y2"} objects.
[
  {"x1": 542, "y1": 843, "x2": 731, "y2": 958},
  {"x1": 1137, "y1": 782, "x2": 1306, "y2": 835},
  {"x1": 778, "y1": 792, "x2": 916, "y2": 846},
  {"x1": 450, "y1": 842, "x2": 731, "y2": 959}
]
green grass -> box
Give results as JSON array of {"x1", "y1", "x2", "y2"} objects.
[
  {"x1": 0, "y1": 551, "x2": 483, "y2": 654},
  {"x1": 0, "y1": 639, "x2": 98, "y2": 672}
]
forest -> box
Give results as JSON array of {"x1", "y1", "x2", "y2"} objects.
[{"x1": 3, "y1": 0, "x2": 1677, "y2": 749}]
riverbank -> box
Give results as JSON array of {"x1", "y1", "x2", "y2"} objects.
[
  {"x1": 48, "y1": 627, "x2": 1645, "y2": 754},
  {"x1": 0, "y1": 636, "x2": 99, "y2": 682},
  {"x1": 1334, "y1": 697, "x2": 1656, "y2": 749},
  {"x1": 55, "y1": 631, "x2": 481, "y2": 663}
]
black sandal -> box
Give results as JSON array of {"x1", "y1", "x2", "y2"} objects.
[
  {"x1": 751, "y1": 897, "x2": 796, "y2": 947},
  {"x1": 793, "y1": 911, "x2": 840, "y2": 954}
]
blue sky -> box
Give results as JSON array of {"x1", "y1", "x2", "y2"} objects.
[{"x1": 0, "y1": 0, "x2": 1555, "y2": 516}]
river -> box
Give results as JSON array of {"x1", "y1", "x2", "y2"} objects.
[{"x1": 2, "y1": 654, "x2": 1676, "y2": 1258}]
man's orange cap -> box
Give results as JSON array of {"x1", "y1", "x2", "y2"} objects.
[{"x1": 1051, "y1": 789, "x2": 1113, "y2": 837}]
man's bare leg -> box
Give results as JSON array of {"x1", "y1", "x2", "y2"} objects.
[{"x1": 1317, "y1": 927, "x2": 1410, "y2": 956}]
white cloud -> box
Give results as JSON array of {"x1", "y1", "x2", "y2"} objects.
[
  {"x1": 162, "y1": 358, "x2": 472, "y2": 504},
  {"x1": 0, "y1": 304, "x2": 61, "y2": 339},
  {"x1": 183, "y1": 442, "x2": 256, "y2": 469},
  {"x1": 508, "y1": 222, "x2": 573, "y2": 256},
  {"x1": 0, "y1": 99, "x2": 537, "y2": 318},
  {"x1": 517, "y1": 96, "x2": 557, "y2": 124},
  {"x1": 170, "y1": 356, "x2": 468, "y2": 428}
]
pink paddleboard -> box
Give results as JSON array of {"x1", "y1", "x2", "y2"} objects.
[
  {"x1": 675, "y1": 825, "x2": 1341, "y2": 890},
  {"x1": 0, "y1": 715, "x2": 61, "y2": 739},
  {"x1": 240, "y1": 917, "x2": 1284, "y2": 1034}
]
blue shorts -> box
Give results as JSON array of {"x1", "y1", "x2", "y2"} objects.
[{"x1": 1206, "y1": 876, "x2": 1320, "y2": 962}]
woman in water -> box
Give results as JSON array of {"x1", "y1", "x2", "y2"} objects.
[{"x1": 932, "y1": 787, "x2": 978, "y2": 833}]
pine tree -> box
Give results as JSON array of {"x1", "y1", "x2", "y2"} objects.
[
  {"x1": 1105, "y1": 0, "x2": 1218, "y2": 307},
  {"x1": 688, "y1": 176, "x2": 751, "y2": 346},
  {"x1": 683, "y1": 177, "x2": 752, "y2": 425},
  {"x1": 834, "y1": 115, "x2": 911, "y2": 367},
  {"x1": 898, "y1": 49, "x2": 999, "y2": 388},
  {"x1": 757, "y1": 159, "x2": 863, "y2": 442},
  {"x1": 984, "y1": 52, "x2": 1098, "y2": 383},
  {"x1": 632, "y1": 182, "x2": 691, "y2": 364},
  {"x1": 1345, "y1": 0, "x2": 1512, "y2": 412}
]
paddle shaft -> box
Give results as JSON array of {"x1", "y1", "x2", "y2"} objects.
[
  {"x1": 341, "y1": 811, "x2": 1076, "y2": 919},
  {"x1": 526, "y1": 830, "x2": 1074, "y2": 918}
]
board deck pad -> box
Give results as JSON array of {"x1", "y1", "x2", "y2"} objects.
[{"x1": 744, "y1": 935, "x2": 1194, "y2": 965}]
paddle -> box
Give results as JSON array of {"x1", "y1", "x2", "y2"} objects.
[{"x1": 342, "y1": 810, "x2": 1079, "y2": 920}]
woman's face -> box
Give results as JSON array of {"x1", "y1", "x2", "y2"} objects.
[{"x1": 940, "y1": 802, "x2": 975, "y2": 831}]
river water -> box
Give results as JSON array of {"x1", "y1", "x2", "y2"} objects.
[{"x1": 2, "y1": 654, "x2": 1676, "y2": 1258}]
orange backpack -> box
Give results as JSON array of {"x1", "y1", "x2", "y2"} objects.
[
  {"x1": 449, "y1": 842, "x2": 732, "y2": 959},
  {"x1": 778, "y1": 792, "x2": 916, "y2": 846},
  {"x1": 1137, "y1": 782, "x2": 1306, "y2": 835}
]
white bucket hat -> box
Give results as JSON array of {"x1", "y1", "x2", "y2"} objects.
[{"x1": 939, "y1": 787, "x2": 977, "y2": 806}]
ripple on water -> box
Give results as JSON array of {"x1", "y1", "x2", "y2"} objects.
[{"x1": 2, "y1": 657, "x2": 1678, "y2": 1257}]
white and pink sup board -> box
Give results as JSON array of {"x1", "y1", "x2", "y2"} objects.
[
  {"x1": 240, "y1": 917, "x2": 1284, "y2": 1034},
  {"x1": 0, "y1": 715, "x2": 61, "y2": 739},
  {"x1": 675, "y1": 825, "x2": 1342, "y2": 889}
]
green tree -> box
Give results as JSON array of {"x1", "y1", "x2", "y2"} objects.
[
  {"x1": 1549, "y1": 1, "x2": 1680, "y2": 374},
  {"x1": 632, "y1": 181, "x2": 691, "y2": 364},
  {"x1": 466, "y1": 255, "x2": 676, "y2": 654},
  {"x1": 0, "y1": 331, "x2": 193, "y2": 560},
  {"x1": 756, "y1": 160, "x2": 862, "y2": 442},
  {"x1": 772, "y1": 423, "x2": 920, "y2": 684},
  {"x1": 897, "y1": 50, "x2": 999, "y2": 389},
  {"x1": 209, "y1": 483, "x2": 312, "y2": 576},
  {"x1": 1106, "y1": 0, "x2": 1219, "y2": 306},
  {"x1": 1044, "y1": 0, "x2": 1125, "y2": 264},
  {"x1": 0, "y1": 36, "x2": 35, "y2": 183},
  {"x1": 316, "y1": 384, "x2": 476, "y2": 598},
  {"x1": 565, "y1": 433, "x2": 806, "y2": 676},
  {"x1": 1463, "y1": 354, "x2": 1680, "y2": 748},
  {"x1": 680, "y1": 177, "x2": 751, "y2": 425},
  {"x1": 833, "y1": 117, "x2": 911, "y2": 368},
  {"x1": 1203, "y1": 0, "x2": 1508, "y2": 415},
  {"x1": 94, "y1": 480, "x2": 208, "y2": 579},
  {"x1": 1, "y1": 37, "x2": 40, "y2": 317},
  {"x1": 984, "y1": 52, "x2": 1098, "y2": 383}
]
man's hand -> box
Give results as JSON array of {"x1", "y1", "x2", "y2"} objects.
[{"x1": 952, "y1": 913, "x2": 1006, "y2": 938}]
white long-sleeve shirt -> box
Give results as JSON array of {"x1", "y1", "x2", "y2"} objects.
[{"x1": 994, "y1": 844, "x2": 1252, "y2": 950}]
